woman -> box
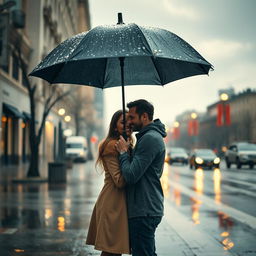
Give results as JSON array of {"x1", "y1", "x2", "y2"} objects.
[{"x1": 86, "y1": 110, "x2": 132, "y2": 256}]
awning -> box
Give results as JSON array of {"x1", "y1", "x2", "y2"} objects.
[
  {"x1": 22, "y1": 111, "x2": 39, "y2": 124},
  {"x1": 22, "y1": 111, "x2": 31, "y2": 121},
  {"x1": 3, "y1": 103, "x2": 24, "y2": 119}
]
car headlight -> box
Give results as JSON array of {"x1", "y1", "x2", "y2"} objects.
[
  {"x1": 195, "y1": 157, "x2": 204, "y2": 164},
  {"x1": 79, "y1": 151, "x2": 85, "y2": 156},
  {"x1": 214, "y1": 157, "x2": 220, "y2": 164}
]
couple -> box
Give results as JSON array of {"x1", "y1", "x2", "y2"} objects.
[{"x1": 86, "y1": 99, "x2": 167, "y2": 256}]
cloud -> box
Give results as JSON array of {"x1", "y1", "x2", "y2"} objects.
[
  {"x1": 162, "y1": 0, "x2": 199, "y2": 20},
  {"x1": 198, "y1": 39, "x2": 254, "y2": 60}
]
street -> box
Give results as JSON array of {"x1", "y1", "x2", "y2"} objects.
[
  {"x1": 0, "y1": 160, "x2": 256, "y2": 255},
  {"x1": 162, "y1": 161, "x2": 256, "y2": 255}
]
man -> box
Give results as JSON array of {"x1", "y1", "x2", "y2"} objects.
[{"x1": 116, "y1": 99, "x2": 166, "y2": 256}]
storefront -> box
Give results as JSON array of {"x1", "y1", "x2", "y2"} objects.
[{"x1": 0, "y1": 103, "x2": 23, "y2": 165}]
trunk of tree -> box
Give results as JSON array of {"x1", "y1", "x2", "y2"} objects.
[{"x1": 27, "y1": 142, "x2": 40, "y2": 177}]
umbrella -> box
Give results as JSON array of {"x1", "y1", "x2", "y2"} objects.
[{"x1": 29, "y1": 13, "x2": 213, "y2": 138}]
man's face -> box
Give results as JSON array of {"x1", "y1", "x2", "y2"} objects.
[{"x1": 128, "y1": 107, "x2": 143, "y2": 132}]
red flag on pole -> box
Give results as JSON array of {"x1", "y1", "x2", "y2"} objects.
[
  {"x1": 188, "y1": 120, "x2": 193, "y2": 136},
  {"x1": 225, "y1": 104, "x2": 231, "y2": 125},
  {"x1": 193, "y1": 119, "x2": 199, "y2": 135},
  {"x1": 217, "y1": 104, "x2": 223, "y2": 126}
]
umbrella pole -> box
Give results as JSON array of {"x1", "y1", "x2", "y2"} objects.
[{"x1": 119, "y1": 57, "x2": 127, "y2": 140}]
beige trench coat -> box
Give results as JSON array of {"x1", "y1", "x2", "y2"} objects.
[{"x1": 86, "y1": 139, "x2": 130, "y2": 254}]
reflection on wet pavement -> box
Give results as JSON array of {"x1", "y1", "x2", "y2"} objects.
[
  {"x1": 194, "y1": 168, "x2": 204, "y2": 195},
  {"x1": 213, "y1": 168, "x2": 222, "y2": 204},
  {"x1": 164, "y1": 163, "x2": 256, "y2": 255},
  {"x1": 0, "y1": 161, "x2": 102, "y2": 255},
  {"x1": 218, "y1": 211, "x2": 235, "y2": 250}
]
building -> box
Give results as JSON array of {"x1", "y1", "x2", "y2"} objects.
[
  {"x1": 205, "y1": 88, "x2": 256, "y2": 146},
  {"x1": 172, "y1": 88, "x2": 256, "y2": 153},
  {"x1": 0, "y1": 0, "x2": 92, "y2": 166}
]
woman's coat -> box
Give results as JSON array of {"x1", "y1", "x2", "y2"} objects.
[{"x1": 86, "y1": 139, "x2": 130, "y2": 254}]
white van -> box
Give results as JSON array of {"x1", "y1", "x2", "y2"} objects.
[{"x1": 65, "y1": 136, "x2": 88, "y2": 162}]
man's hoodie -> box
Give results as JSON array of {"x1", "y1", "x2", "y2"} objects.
[{"x1": 119, "y1": 119, "x2": 167, "y2": 218}]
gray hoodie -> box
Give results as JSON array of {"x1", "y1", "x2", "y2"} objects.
[{"x1": 119, "y1": 119, "x2": 167, "y2": 218}]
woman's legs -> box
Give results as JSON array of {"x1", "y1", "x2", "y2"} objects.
[{"x1": 100, "y1": 252, "x2": 121, "y2": 256}]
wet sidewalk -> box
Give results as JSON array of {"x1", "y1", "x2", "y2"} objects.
[{"x1": 0, "y1": 161, "x2": 234, "y2": 256}]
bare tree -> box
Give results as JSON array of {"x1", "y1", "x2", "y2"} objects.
[{"x1": 17, "y1": 50, "x2": 72, "y2": 177}]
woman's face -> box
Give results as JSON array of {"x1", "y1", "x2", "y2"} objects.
[{"x1": 116, "y1": 114, "x2": 132, "y2": 137}]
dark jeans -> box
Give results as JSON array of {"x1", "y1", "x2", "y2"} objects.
[{"x1": 128, "y1": 216, "x2": 162, "y2": 256}]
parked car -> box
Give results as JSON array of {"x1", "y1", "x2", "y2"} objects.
[
  {"x1": 225, "y1": 142, "x2": 256, "y2": 169},
  {"x1": 167, "y1": 147, "x2": 188, "y2": 165},
  {"x1": 65, "y1": 136, "x2": 88, "y2": 162},
  {"x1": 189, "y1": 149, "x2": 220, "y2": 169}
]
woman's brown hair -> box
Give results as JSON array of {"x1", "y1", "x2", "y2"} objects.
[{"x1": 96, "y1": 110, "x2": 126, "y2": 168}]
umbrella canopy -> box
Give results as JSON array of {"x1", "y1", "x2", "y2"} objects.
[
  {"x1": 30, "y1": 16, "x2": 212, "y2": 87},
  {"x1": 30, "y1": 13, "x2": 213, "y2": 137}
]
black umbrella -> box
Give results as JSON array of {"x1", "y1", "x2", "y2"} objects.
[{"x1": 30, "y1": 13, "x2": 213, "y2": 137}]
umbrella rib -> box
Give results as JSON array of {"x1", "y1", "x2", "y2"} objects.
[
  {"x1": 150, "y1": 57, "x2": 163, "y2": 85},
  {"x1": 102, "y1": 58, "x2": 108, "y2": 89},
  {"x1": 134, "y1": 24, "x2": 163, "y2": 84}
]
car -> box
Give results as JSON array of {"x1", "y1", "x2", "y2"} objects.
[
  {"x1": 225, "y1": 142, "x2": 256, "y2": 169},
  {"x1": 189, "y1": 149, "x2": 220, "y2": 169},
  {"x1": 65, "y1": 136, "x2": 88, "y2": 162},
  {"x1": 167, "y1": 147, "x2": 188, "y2": 165}
]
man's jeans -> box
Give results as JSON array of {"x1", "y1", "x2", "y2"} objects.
[{"x1": 128, "y1": 216, "x2": 162, "y2": 256}]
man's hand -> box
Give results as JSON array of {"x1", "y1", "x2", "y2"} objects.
[{"x1": 115, "y1": 135, "x2": 129, "y2": 154}]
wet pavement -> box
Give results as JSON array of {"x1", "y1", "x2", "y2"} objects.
[{"x1": 0, "y1": 160, "x2": 255, "y2": 255}]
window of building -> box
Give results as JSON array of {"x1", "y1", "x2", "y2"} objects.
[
  {"x1": 12, "y1": 53, "x2": 19, "y2": 80},
  {"x1": 22, "y1": 63, "x2": 29, "y2": 88}
]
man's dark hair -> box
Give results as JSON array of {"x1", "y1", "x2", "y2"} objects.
[{"x1": 127, "y1": 99, "x2": 154, "y2": 121}]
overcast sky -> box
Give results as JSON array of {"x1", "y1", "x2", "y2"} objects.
[{"x1": 89, "y1": 0, "x2": 256, "y2": 128}]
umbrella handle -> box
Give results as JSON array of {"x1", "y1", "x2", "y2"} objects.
[{"x1": 119, "y1": 57, "x2": 127, "y2": 141}]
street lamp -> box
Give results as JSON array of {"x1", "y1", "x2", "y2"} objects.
[
  {"x1": 188, "y1": 112, "x2": 199, "y2": 148},
  {"x1": 174, "y1": 121, "x2": 180, "y2": 128},
  {"x1": 220, "y1": 93, "x2": 229, "y2": 102},
  {"x1": 64, "y1": 115, "x2": 71, "y2": 122},
  {"x1": 217, "y1": 94, "x2": 231, "y2": 126},
  {"x1": 172, "y1": 121, "x2": 180, "y2": 141},
  {"x1": 58, "y1": 108, "x2": 65, "y2": 116},
  {"x1": 191, "y1": 112, "x2": 197, "y2": 120}
]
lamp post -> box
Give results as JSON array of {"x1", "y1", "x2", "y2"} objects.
[
  {"x1": 217, "y1": 93, "x2": 231, "y2": 153},
  {"x1": 188, "y1": 112, "x2": 199, "y2": 149},
  {"x1": 57, "y1": 108, "x2": 66, "y2": 161},
  {"x1": 173, "y1": 121, "x2": 180, "y2": 142},
  {"x1": 217, "y1": 93, "x2": 231, "y2": 126}
]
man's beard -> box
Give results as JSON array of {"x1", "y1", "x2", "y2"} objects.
[{"x1": 132, "y1": 122, "x2": 143, "y2": 132}]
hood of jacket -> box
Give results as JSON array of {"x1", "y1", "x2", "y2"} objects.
[{"x1": 136, "y1": 119, "x2": 167, "y2": 140}]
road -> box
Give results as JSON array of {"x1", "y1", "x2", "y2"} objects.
[
  {"x1": 0, "y1": 160, "x2": 256, "y2": 255},
  {"x1": 162, "y1": 161, "x2": 256, "y2": 255}
]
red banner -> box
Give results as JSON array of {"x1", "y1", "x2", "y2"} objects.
[
  {"x1": 188, "y1": 120, "x2": 193, "y2": 136},
  {"x1": 225, "y1": 104, "x2": 231, "y2": 125},
  {"x1": 188, "y1": 120, "x2": 198, "y2": 136},
  {"x1": 216, "y1": 104, "x2": 223, "y2": 126},
  {"x1": 193, "y1": 119, "x2": 198, "y2": 136},
  {"x1": 173, "y1": 127, "x2": 180, "y2": 139}
]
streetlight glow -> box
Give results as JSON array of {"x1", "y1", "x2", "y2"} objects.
[
  {"x1": 58, "y1": 108, "x2": 65, "y2": 116},
  {"x1": 174, "y1": 121, "x2": 180, "y2": 127},
  {"x1": 220, "y1": 93, "x2": 229, "y2": 101},
  {"x1": 191, "y1": 112, "x2": 197, "y2": 119},
  {"x1": 64, "y1": 115, "x2": 71, "y2": 122}
]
